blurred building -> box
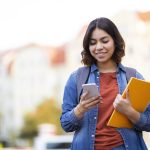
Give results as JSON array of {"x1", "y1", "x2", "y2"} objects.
[
  {"x1": 113, "y1": 11, "x2": 150, "y2": 80},
  {"x1": 0, "y1": 55, "x2": 13, "y2": 142},
  {"x1": 0, "y1": 43, "x2": 68, "y2": 141}
]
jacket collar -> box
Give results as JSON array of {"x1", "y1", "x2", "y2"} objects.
[
  {"x1": 90, "y1": 64, "x2": 98, "y2": 72},
  {"x1": 117, "y1": 63, "x2": 126, "y2": 72},
  {"x1": 90, "y1": 63, "x2": 126, "y2": 73}
]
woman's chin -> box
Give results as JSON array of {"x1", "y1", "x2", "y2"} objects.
[{"x1": 96, "y1": 57, "x2": 107, "y2": 63}]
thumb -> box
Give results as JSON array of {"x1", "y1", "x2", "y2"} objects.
[
  {"x1": 115, "y1": 94, "x2": 122, "y2": 103},
  {"x1": 117, "y1": 94, "x2": 122, "y2": 100}
]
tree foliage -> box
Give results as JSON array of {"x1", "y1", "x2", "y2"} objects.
[{"x1": 19, "y1": 98, "x2": 63, "y2": 140}]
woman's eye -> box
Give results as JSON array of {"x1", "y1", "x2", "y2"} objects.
[{"x1": 102, "y1": 40, "x2": 108, "y2": 43}]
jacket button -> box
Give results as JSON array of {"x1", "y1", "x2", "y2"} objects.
[{"x1": 91, "y1": 134, "x2": 95, "y2": 137}]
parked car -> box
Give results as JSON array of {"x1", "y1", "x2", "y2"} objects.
[{"x1": 33, "y1": 135, "x2": 73, "y2": 150}]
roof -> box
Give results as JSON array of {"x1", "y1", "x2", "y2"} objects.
[{"x1": 137, "y1": 11, "x2": 150, "y2": 22}]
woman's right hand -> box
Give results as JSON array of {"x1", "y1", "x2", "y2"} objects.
[{"x1": 74, "y1": 92, "x2": 102, "y2": 118}]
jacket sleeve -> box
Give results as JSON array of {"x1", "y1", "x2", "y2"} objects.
[
  {"x1": 133, "y1": 71, "x2": 150, "y2": 131},
  {"x1": 134, "y1": 104, "x2": 150, "y2": 132},
  {"x1": 60, "y1": 71, "x2": 83, "y2": 132}
]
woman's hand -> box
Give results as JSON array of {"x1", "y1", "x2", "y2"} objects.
[
  {"x1": 74, "y1": 92, "x2": 102, "y2": 118},
  {"x1": 113, "y1": 92, "x2": 132, "y2": 114},
  {"x1": 113, "y1": 90, "x2": 140, "y2": 124}
]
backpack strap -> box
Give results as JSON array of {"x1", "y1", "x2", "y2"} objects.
[
  {"x1": 76, "y1": 66, "x2": 91, "y2": 102},
  {"x1": 125, "y1": 67, "x2": 136, "y2": 82}
]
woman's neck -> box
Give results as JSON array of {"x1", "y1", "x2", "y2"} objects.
[{"x1": 97, "y1": 61, "x2": 117, "y2": 73}]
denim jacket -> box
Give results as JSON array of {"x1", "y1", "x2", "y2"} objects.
[{"x1": 60, "y1": 64, "x2": 150, "y2": 150}]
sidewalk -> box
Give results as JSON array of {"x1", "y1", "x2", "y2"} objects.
[{"x1": 0, "y1": 148, "x2": 32, "y2": 150}]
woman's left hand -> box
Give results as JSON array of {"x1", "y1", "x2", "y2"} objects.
[
  {"x1": 113, "y1": 90, "x2": 132, "y2": 115},
  {"x1": 113, "y1": 90, "x2": 140, "y2": 124}
]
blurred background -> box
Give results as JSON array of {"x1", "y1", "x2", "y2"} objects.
[{"x1": 0, "y1": 0, "x2": 150, "y2": 149}]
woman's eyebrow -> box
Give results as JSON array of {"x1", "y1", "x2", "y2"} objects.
[
  {"x1": 100, "y1": 36, "x2": 109, "y2": 40},
  {"x1": 90, "y1": 36, "x2": 109, "y2": 40}
]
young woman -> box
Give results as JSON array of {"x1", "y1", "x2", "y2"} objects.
[{"x1": 60, "y1": 17, "x2": 150, "y2": 150}]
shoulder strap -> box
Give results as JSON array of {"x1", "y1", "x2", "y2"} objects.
[
  {"x1": 76, "y1": 66, "x2": 91, "y2": 102},
  {"x1": 125, "y1": 67, "x2": 136, "y2": 82}
]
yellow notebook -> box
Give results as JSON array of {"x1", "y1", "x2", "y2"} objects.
[{"x1": 107, "y1": 77, "x2": 150, "y2": 128}]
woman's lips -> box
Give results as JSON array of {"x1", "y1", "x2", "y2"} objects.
[
  {"x1": 96, "y1": 52, "x2": 107, "y2": 55},
  {"x1": 95, "y1": 52, "x2": 107, "y2": 58}
]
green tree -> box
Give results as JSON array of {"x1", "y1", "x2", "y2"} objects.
[
  {"x1": 19, "y1": 98, "x2": 63, "y2": 140},
  {"x1": 19, "y1": 112, "x2": 38, "y2": 139}
]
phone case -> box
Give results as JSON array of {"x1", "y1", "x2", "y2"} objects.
[{"x1": 82, "y1": 83, "x2": 100, "y2": 98}]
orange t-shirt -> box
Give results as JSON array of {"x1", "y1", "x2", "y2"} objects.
[{"x1": 94, "y1": 72, "x2": 124, "y2": 150}]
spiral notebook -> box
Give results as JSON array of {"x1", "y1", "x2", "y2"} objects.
[{"x1": 107, "y1": 77, "x2": 150, "y2": 128}]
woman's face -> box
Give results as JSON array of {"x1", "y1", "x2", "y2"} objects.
[{"x1": 89, "y1": 28, "x2": 115, "y2": 64}]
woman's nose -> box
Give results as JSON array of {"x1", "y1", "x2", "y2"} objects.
[{"x1": 96, "y1": 42, "x2": 103, "y2": 50}]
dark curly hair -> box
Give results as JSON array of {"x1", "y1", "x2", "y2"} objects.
[{"x1": 81, "y1": 17, "x2": 125, "y2": 66}]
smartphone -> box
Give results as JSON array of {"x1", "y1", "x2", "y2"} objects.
[{"x1": 82, "y1": 83, "x2": 100, "y2": 99}]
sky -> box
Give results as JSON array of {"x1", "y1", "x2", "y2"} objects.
[{"x1": 0, "y1": 0, "x2": 150, "y2": 51}]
